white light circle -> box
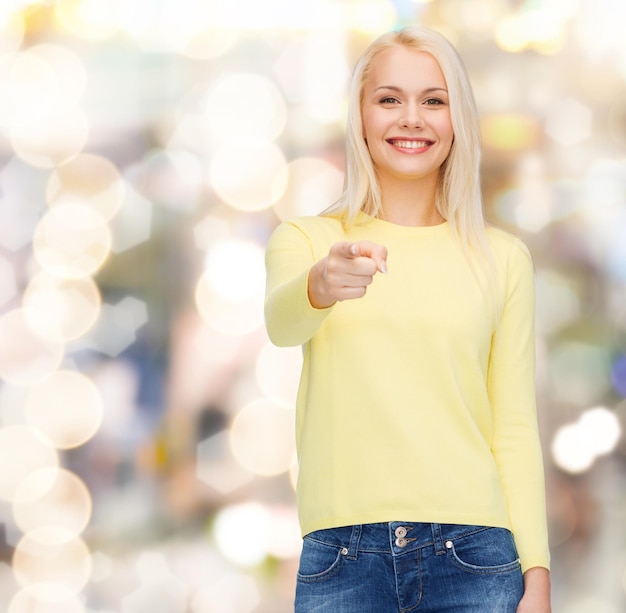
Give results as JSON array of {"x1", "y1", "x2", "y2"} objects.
[
  {"x1": 205, "y1": 73, "x2": 287, "y2": 142},
  {"x1": 214, "y1": 502, "x2": 271, "y2": 566},
  {"x1": 209, "y1": 140, "x2": 287, "y2": 212}
]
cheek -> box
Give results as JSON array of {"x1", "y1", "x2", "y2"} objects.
[{"x1": 361, "y1": 108, "x2": 385, "y2": 140}]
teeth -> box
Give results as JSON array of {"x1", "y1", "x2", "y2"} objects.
[{"x1": 392, "y1": 140, "x2": 430, "y2": 149}]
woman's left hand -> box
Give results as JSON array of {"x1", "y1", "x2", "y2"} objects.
[{"x1": 516, "y1": 567, "x2": 551, "y2": 613}]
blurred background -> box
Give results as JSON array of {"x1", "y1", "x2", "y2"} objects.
[{"x1": 0, "y1": 0, "x2": 624, "y2": 611}]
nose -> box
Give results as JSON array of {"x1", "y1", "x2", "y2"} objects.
[{"x1": 399, "y1": 102, "x2": 425, "y2": 128}]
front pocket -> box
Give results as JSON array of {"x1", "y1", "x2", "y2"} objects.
[
  {"x1": 446, "y1": 527, "x2": 521, "y2": 575},
  {"x1": 297, "y1": 536, "x2": 346, "y2": 583}
]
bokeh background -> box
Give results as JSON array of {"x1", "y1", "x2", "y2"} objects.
[{"x1": 0, "y1": 0, "x2": 624, "y2": 611}]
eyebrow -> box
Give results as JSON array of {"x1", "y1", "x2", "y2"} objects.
[{"x1": 374, "y1": 86, "x2": 448, "y2": 94}]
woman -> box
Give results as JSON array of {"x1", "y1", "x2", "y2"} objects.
[{"x1": 264, "y1": 26, "x2": 551, "y2": 612}]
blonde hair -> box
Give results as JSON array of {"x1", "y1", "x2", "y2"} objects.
[{"x1": 326, "y1": 26, "x2": 495, "y2": 286}]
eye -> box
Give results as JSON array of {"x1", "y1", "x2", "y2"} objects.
[
  {"x1": 425, "y1": 98, "x2": 445, "y2": 106},
  {"x1": 379, "y1": 97, "x2": 399, "y2": 104}
]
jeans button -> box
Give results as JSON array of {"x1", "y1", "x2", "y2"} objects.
[
  {"x1": 395, "y1": 537, "x2": 408, "y2": 548},
  {"x1": 445, "y1": 540, "x2": 453, "y2": 549},
  {"x1": 395, "y1": 526, "x2": 407, "y2": 538}
]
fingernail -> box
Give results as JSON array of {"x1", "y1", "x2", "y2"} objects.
[
  {"x1": 380, "y1": 261, "x2": 387, "y2": 274},
  {"x1": 349, "y1": 244, "x2": 358, "y2": 256}
]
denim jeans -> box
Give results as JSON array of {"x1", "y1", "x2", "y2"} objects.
[{"x1": 295, "y1": 522, "x2": 524, "y2": 612}]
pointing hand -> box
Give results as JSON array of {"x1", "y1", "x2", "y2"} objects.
[{"x1": 308, "y1": 240, "x2": 388, "y2": 309}]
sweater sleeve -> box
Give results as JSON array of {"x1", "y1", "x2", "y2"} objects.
[
  {"x1": 488, "y1": 241, "x2": 551, "y2": 573},
  {"x1": 264, "y1": 220, "x2": 334, "y2": 347}
]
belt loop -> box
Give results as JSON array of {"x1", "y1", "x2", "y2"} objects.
[
  {"x1": 431, "y1": 523, "x2": 445, "y2": 555},
  {"x1": 346, "y1": 524, "x2": 362, "y2": 560}
]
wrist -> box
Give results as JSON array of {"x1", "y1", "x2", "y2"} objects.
[{"x1": 307, "y1": 259, "x2": 335, "y2": 309}]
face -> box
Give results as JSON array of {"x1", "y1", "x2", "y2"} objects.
[{"x1": 361, "y1": 46, "x2": 454, "y2": 186}]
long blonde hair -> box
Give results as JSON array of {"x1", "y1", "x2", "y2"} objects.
[{"x1": 326, "y1": 26, "x2": 495, "y2": 284}]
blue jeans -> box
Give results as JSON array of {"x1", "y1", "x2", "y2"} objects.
[{"x1": 295, "y1": 522, "x2": 524, "y2": 612}]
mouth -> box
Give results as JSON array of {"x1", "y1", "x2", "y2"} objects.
[{"x1": 387, "y1": 138, "x2": 434, "y2": 152}]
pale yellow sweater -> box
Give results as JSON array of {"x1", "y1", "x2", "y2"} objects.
[{"x1": 264, "y1": 212, "x2": 550, "y2": 572}]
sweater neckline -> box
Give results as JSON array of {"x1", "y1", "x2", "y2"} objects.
[{"x1": 357, "y1": 211, "x2": 450, "y2": 236}]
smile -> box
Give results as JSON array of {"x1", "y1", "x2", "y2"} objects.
[{"x1": 388, "y1": 139, "x2": 433, "y2": 150}]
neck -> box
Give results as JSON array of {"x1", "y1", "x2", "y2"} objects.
[{"x1": 377, "y1": 173, "x2": 444, "y2": 227}]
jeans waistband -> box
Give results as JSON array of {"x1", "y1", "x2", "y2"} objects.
[{"x1": 306, "y1": 522, "x2": 496, "y2": 558}]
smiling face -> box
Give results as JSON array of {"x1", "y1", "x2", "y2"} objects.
[{"x1": 361, "y1": 46, "x2": 454, "y2": 189}]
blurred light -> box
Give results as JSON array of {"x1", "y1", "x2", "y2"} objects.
[
  {"x1": 273, "y1": 157, "x2": 344, "y2": 220},
  {"x1": 513, "y1": 190, "x2": 551, "y2": 232},
  {"x1": 195, "y1": 239, "x2": 265, "y2": 336},
  {"x1": 207, "y1": 0, "x2": 322, "y2": 29},
  {"x1": 455, "y1": 0, "x2": 500, "y2": 37},
  {"x1": 204, "y1": 239, "x2": 265, "y2": 303},
  {"x1": 130, "y1": 149, "x2": 202, "y2": 213},
  {"x1": 8, "y1": 585, "x2": 86, "y2": 613},
  {"x1": 347, "y1": 0, "x2": 397, "y2": 34},
  {"x1": 214, "y1": 502, "x2": 271, "y2": 566},
  {"x1": 0, "y1": 425, "x2": 59, "y2": 502},
  {"x1": 25, "y1": 370, "x2": 103, "y2": 449},
  {"x1": 255, "y1": 341, "x2": 302, "y2": 405},
  {"x1": 607, "y1": 97, "x2": 626, "y2": 149},
  {"x1": 13, "y1": 529, "x2": 92, "y2": 594},
  {"x1": 122, "y1": 552, "x2": 188, "y2": 613},
  {"x1": 196, "y1": 431, "x2": 254, "y2": 494},
  {"x1": 494, "y1": 156, "x2": 580, "y2": 232},
  {"x1": 13, "y1": 468, "x2": 92, "y2": 540},
  {"x1": 209, "y1": 139, "x2": 288, "y2": 212},
  {"x1": 584, "y1": 159, "x2": 626, "y2": 208},
  {"x1": 495, "y1": 5, "x2": 567, "y2": 54},
  {"x1": 75, "y1": 296, "x2": 148, "y2": 357},
  {"x1": 90, "y1": 360, "x2": 138, "y2": 437},
  {"x1": 0, "y1": 157, "x2": 47, "y2": 252},
  {"x1": 266, "y1": 505, "x2": 302, "y2": 559},
  {"x1": 0, "y1": 10, "x2": 24, "y2": 56},
  {"x1": 480, "y1": 113, "x2": 540, "y2": 151},
  {"x1": 579, "y1": 406, "x2": 622, "y2": 455},
  {"x1": 551, "y1": 422, "x2": 595, "y2": 474},
  {"x1": 0, "y1": 255, "x2": 17, "y2": 308},
  {"x1": 273, "y1": 36, "x2": 349, "y2": 122},
  {"x1": 575, "y1": 0, "x2": 626, "y2": 62},
  {"x1": 229, "y1": 398, "x2": 296, "y2": 476},
  {"x1": 109, "y1": 185, "x2": 152, "y2": 254},
  {"x1": 552, "y1": 406, "x2": 621, "y2": 474},
  {"x1": 25, "y1": 44, "x2": 87, "y2": 110},
  {"x1": 47, "y1": 153, "x2": 125, "y2": 221},
  {"x1": 579, "y1": 159, "x2": 626, "y2": 279},
  {"x1": 0, "y1": 42, "x2": 86, "y2": 130},
  {"x1": 535, "y1": 269, "x2": 581, "y2": 336},
  {"x1": 0, "y1": 383, "x2": 28, "y2": 426},
  {"x1": 204, "y1": 73, "x2": 287, "y2": 142},
  {"x1": 33, "y1": 204, "x2": 111, "y2": 279},
  {"x1": 612, "y1": 355, "x2": 626, "y2": 397},
  {"x1": 55, "y1": 0, "x2": 123, "y2": 41},
  {"x1": 0, "y1": 50, "x2": 56, "y2": 128},
  {"x1": 159, "y1": 0, "x2": 238, "y2": 59},
  {"x1": 23, "y1": 272, "x2": 102, "y2": 343},
  {"x1": 11, "y1": 105, "x2": 89, "y2": 168},
  {"x1": 545, "y1": 98, "x2": 592, "y2": 146},
  {"x1": 190, "y1": 571, "x2": 260, "y2": 613},
  {"x1": 89, "y1": 550, "x2": 113, "y2": 583},
  {"x1": 193, "y1": 215, "x2": 231, "y2": 251},
  {"x1": 0, "y1": 309, "x2": 64, "y2": 386}
]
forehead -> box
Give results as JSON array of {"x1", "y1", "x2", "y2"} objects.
[{"x1": 364, "y1": 46, "x2": 447, "y2": 91}]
